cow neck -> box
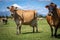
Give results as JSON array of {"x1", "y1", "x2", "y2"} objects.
[
  {"x1": 11, "y1": 10, "x2": 17, "y2": 18},
  {"x1": 52, "y1": 8, "x2": 59, "y2": 19},
  {"x1": 13, "y1": 10, "x2": 24, "y2": 21}
]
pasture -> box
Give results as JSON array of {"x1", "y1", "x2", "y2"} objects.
[{"x1": 0, "y1": 18, "x2": 60, "y2": 40}]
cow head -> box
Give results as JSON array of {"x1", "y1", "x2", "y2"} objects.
[
  {"x1": 45, "y1": 2, "x2": 57, "y2": 16},
  {"x1": 7, "y1": 6, "x2": 17, "y2": 16}
]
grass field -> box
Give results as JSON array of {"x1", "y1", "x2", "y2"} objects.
[{"x1": 0, "y1": 19, "x2": 60, "y2": 40}]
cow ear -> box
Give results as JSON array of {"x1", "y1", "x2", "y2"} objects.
[
  {"x1": 7, "y1": 7, "x2": 10, "y2": 9},
  {"x1": 55, "y1": 5, "x2": 57, "y2": 8},
  {"x1": 45, "y1": 5, "x2": 49, "y2": 8}
]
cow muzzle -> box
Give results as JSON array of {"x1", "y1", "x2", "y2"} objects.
[{"x1": 48, "y1": 12, "x2": 53, "y2": 16}]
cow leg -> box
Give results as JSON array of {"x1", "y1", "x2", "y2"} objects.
[
  {"x1": 5, "y1": 20, "x2": 7, "y2": 24},
  {"x1": 32, "y1": 25, "x2": 38, "y2": 33},
  {"x1": 33, "y1": 26, "x2": 35, "y2": 33},
  {"x1": 54, "y1": 27, "x2": 58, "y2": 37},
  {"x1": 35, "y1": 25, "x2": 38, "y2": 33},
  {"x1": 50, "y1": 25, "x2": 53, "y2": 37},
  {"x1": 6, "y1": 20, "x2": 8, "y2": 24},
  {"x1": 16, "y1": 24, "x2": 20, "y2": 35},
  {"x1": 2, "y1": 19, "x2": 4, "y2": 24},
  {"x1": 16, "y1": 24, "x2": 22, "y2": 35},
  {"x1": 15, "y1": 18, "x2": 22, "y2": 35},
  {"x1": 19, "y1": 26, "x2": 21, "y2": 34},
  {"x1": 19, "y1": 21, "x2": 22, "y2": 34}
]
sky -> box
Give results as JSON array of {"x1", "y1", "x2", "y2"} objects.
[{"x1": 0, "y1": 0, "x2": 60, "y2": 16}]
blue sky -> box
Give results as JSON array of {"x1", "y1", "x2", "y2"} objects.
[{"x1": 0, "y1": 0, "x2": 60, "y2": 16}]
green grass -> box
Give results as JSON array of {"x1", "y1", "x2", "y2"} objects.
[{"x1": 0, "y1": 19, "x2": 60, "y2": 40}]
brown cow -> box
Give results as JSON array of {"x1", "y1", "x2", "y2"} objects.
[
  {"x1": 0, "y1": 17, "x2": 8, "y2": 24},
  {"x1": 45, "y1": 2, "x2": 60, "y2": 37},
  {"x1": 7, "y1": 6, "x2": 38, "y2": 34},
  {"x1": 2, "y1": 17, "x2": 8, "y2": 24}
]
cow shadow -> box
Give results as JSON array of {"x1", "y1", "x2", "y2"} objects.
[{"x1": 22, "y1": 32, "x2": 42, "y2": 34}]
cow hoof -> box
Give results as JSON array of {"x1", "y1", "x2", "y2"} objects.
[
  {"x1": 55, "y1": 36, "x2": 57, "y2": 38},
  {"x1": 54, "y1": 35, "x2": 57, "y2": 38}
]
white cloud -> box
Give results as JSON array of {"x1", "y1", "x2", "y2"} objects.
[
  {"x1": 12, "y1": 4, "x2": 23, "y2": 9},
  {"x1": 12, "y1": 4, "x2": 21, "y2": 8},
  {"x1": 12, "y1": 4, "x2": 33, "y2": 10}
]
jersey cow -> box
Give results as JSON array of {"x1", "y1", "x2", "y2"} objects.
[
  {"x1": 7, "y1": 6, "x2": 38, "y2": 35},
  {"x1": 45, "y1": 3, "x2": 60, "y2": 37}
]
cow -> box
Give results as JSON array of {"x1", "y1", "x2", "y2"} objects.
[
  {"x1": 45, "y1": 2, "x2": 60, "y2": 37},
  {"x1": 2, "y1": 17, "x2": 8, "y2": 24},
  {"x1": 7, "y1": 6, "x2": 38, "y2": 35},
  {"x1": 0, "y1": 17, "x2": 8, "y2": 24}
]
